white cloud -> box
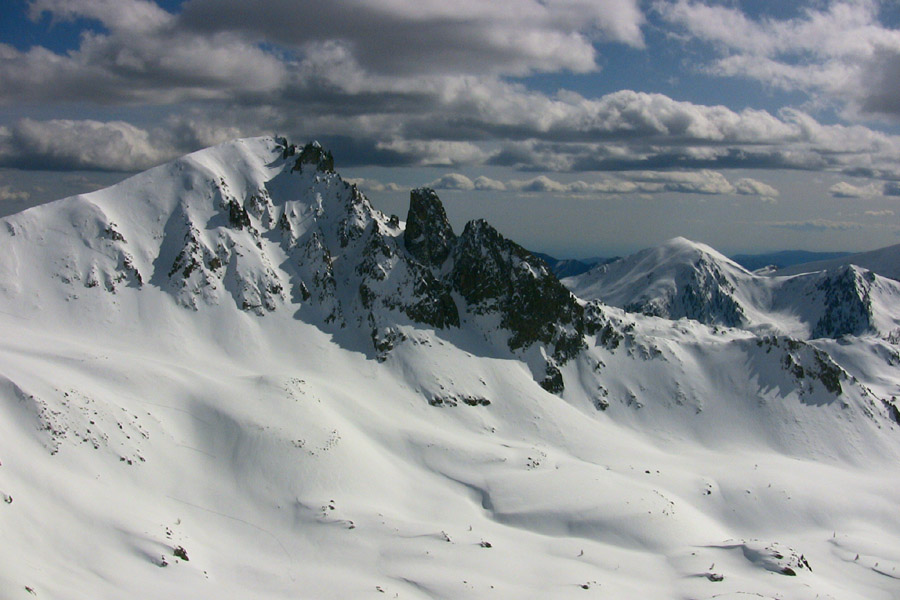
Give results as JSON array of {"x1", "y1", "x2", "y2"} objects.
[
  {"x1": 865, "y1": 209, "x2": 894, "y2": 217},
  {"x1": 734, "y1": 177, "x2": 779, "y2": 199},
  {"x1": 507, "y1": 175, "x2": 571, "y2": 193},
  {"x1": 5, "y1": 0, "x2": 900, "y2": 182},
  {"x1": 427, "y1": 173, "x2": 475, "y2": 191},
  {"x1": 1, "y1": 0, "x2": 287, "y2": 105},
  {"x1": 657, "y1": 0, "x2": 900, "y2": 120},
  {"x1": 0, "y1": 118, "x2": 175, "y2": 171},
  {"x1": 625, "y1": 170, "x2": 735, "y2": 195},
  {"x1": 344, "y1": 178, "x2": 405, "y2": 193},
  {"x1": 375, "y1": 140, "x2": 488, "y2": 166},
  {"x1": 829, "y1": 181, "x2": 882, "y2": 198},
  {"x1": 180, "y1": 0, "x2": 645, "y2": 77},
  {"x1": 449, "y1": 169, "x2": 754, "y2": 197},
  {"x1": 4, "y1": 0, "x2": 900, "y2": 191},
  {"x1": 473, "y1": 176, "x2": 506, "y2": 191},
  {"x1": 29, "y1": 0, "x2": 171, "y2": 32}
]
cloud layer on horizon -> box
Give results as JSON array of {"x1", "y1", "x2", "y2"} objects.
[{"x1": 412, "y1": 170, "x2": 779, "y2": 199}]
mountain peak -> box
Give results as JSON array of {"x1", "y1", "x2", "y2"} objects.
[
  {"x1": 1, "y1": 137, "x2": 597, "y2": 389},
  {"x1": 567, "y1": 237, "x2": 751, "y2": 327},
  {"x1": 404, "y1": 187, "x2": 455, "y2": 267},
  {"x1": 278, "y1": 138, "x2": 335, "y2": 173}
]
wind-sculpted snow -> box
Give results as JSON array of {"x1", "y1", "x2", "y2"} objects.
[{"x1": 1, "y1": 138, "x2": 900, "y2": 599}]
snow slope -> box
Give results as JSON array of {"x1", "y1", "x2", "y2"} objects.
[
  {"x1": 563, "y1": 237, "x2": 762, "y2": 328},
  {"x1": 1, "y1": 138, "x2": 900, "y2": 599}
]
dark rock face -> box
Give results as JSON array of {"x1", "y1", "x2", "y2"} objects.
[
  {"x1": 677, "y1": 258, "x2": 745, "y2": 327},
  {"x1": 449, "y1": 219, "x2": 585, "y2": 361},
  {"x1": 404, "y1": 188, "x2": 455, "y2": 268},
  {"x1": 812, "y1": 266, "x2": 874, "y2": 338},
  {"x1": 227, "y1": 199, "x2": 252, "y2": 230},
  {"x1": 403, "y1": 264, "x2": 460, "y2": 329},
  {"x1": 399, "y1": 189, "x2": 587, "y2": 384},
  {"x1": 539, "y1": 363, "x2": 565, "y2": 393},
  {"x1": 291, "y1": 141, "x2": 334, "y2": 173},
  {"x1": 162, "y1": 139, "x2": 588, "y2": 391}
]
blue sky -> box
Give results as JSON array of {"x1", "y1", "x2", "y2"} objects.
[{"x1": 3, "y1": 0, "x2": 900, "y2": 257}]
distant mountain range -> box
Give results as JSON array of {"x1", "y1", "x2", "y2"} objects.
[
  {"x1": 563, "y1": 236, "x2": 900, "y2": 340},
  {"x1": 537, "y1": 249, "x2": 860, "y2": 279},
  {"x1": 531, "y1": 253, "x2": 617, "y2": 278},
  {"x1": 775, "y1": 242, "x2": 900, "y2": 281},
  {"x1": 730, "y1": 250, "x2": 853, "y2": 272}
]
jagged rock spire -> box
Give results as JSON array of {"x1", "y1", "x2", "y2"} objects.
[
  {"x1": 284, "y1": 140, "x2": 334, "y2": 173},
  {"x1": 451, "y1": 218, "x2": 585, "y2": 361},
  {"x1": 404, "y1": 188, "x2": 455, "y2": 267}
]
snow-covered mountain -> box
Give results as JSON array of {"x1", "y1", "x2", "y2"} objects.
[
  {"x1": 2, "y1": 138, "x2": 900, "y2": 599},
  {"x1": 1, "y1": 138, "x2": 584, "y2": 385},
  {"x1": 564, "y1": 237, "x2": 756, "y2": 328},
  {"x1": 565, "y1": 236, "x2": 900, "y2": 340}
]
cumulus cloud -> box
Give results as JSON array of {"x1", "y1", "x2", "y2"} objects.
[
  {"x1": 829, "y1": 181, "x2": 882, "y2": 198},
  {"x1": 473, "y1": 176, "x2": 506, "y2": 191},
  {"x1": 1, "y1": 0, "x2": 646, "y2": 109},
  {"x1": 4, "y1": 0, "x2": 900, "y2": 197},
  {"x1": 865, "y1": 209, "x2": 895, "y2": 217},
  {"x1": 1, "y1": 0, "x2": 287, "y2": 105},
  {"x1": 657, "y1": 0, "x2": 900, "y2": 120},
  {"x1": 427, "y1": 169, "x2": 768, "y2": 197},
  {"x1": 625, "y1": 170, "x2": 735, "y2": 195},
  {"x1": 180, "y1": 0, "x2": 644, "y2": 77},
  {"x1": 507, "y1": 175, "x2": 571, "y2": 193},
  {"x1": 472, "y1": 96, "x2": 900, "y2": 176},
  {"x1": 344, "y1": 178, "x2": 405, "y2": 193},
  {"x1": 0, "y1": 118, "x2": 177, "y2": 171},
  {"x1": 734, "y1": 178, "x2": 779, "y2": 198},
  {"x1": 5, "y1": 0, "x2": 900, "y2": 183},
  {"x1": 427, "y1": 173, "x2": 475, "y2": 191},
  {"x1": 375, "y1": 140, "x2": 488, "y2": 167}
]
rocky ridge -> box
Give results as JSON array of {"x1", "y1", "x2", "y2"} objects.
[
  {"x1": 4, "y1": 137, "x2": 898, "y2": 406},
  {"x1": 3, "y1": 137, "x2": 585, "y2": 388}
]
